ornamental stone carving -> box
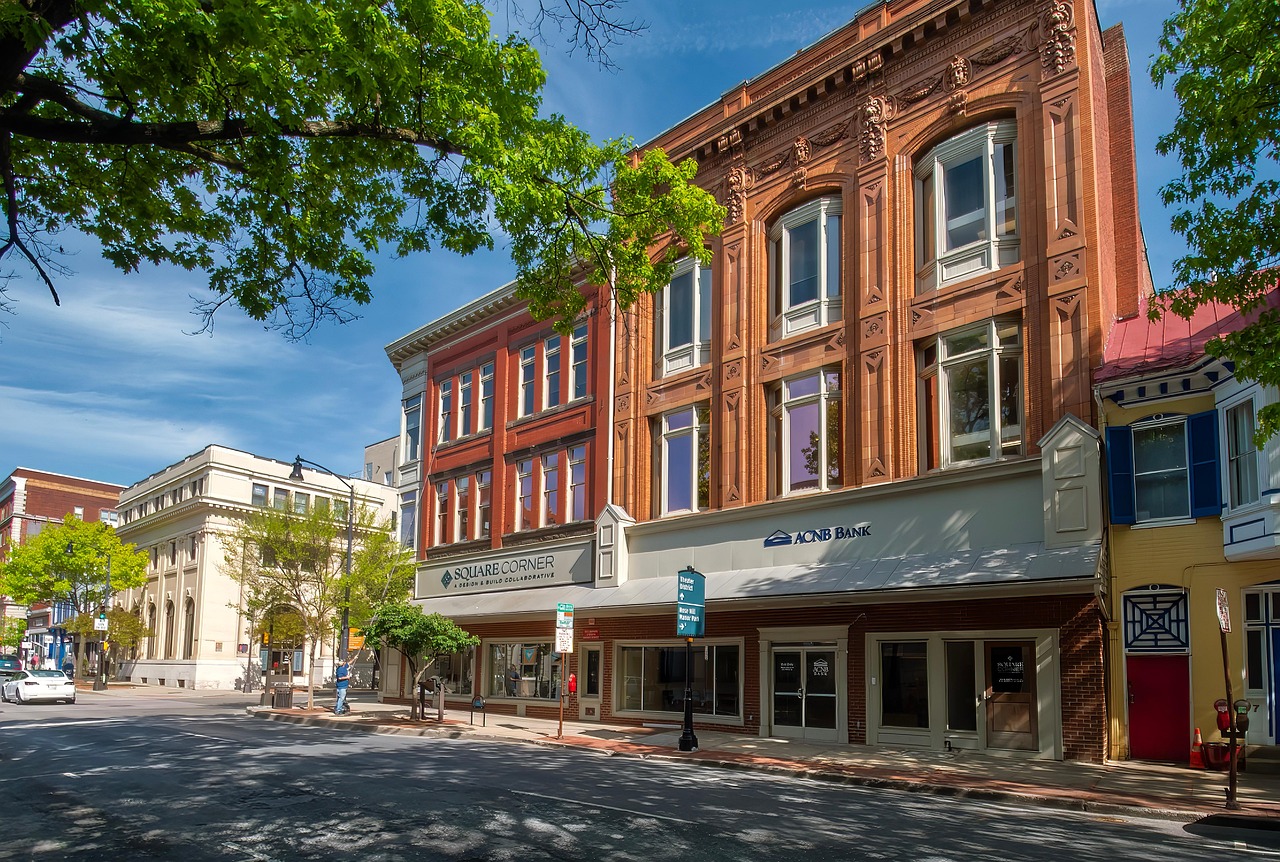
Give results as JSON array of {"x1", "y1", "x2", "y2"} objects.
[
  {"x1": 793, "y1": 136, "x2": 811, "y2": 165},
  {"x1": 860, "y1": 96, "x2": 888, "y2": 162},
  {"x1": 1042, "y1": 0, "x2": 1076, "y2": 76},
  {"x1": 947, "y1": 56, "x2": 971, "y2": 90},
  {"x1": 726, "y1": 164, "x2": 754, "y2": 224}
]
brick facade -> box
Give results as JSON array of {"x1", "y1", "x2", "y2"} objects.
[{"x1": 391, "y1": 0, "x2": 1140, "y2": 763}]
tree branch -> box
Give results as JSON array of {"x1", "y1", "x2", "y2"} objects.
[{"x1": 0, "y1": 132, "x2": 59, "y2": 305}]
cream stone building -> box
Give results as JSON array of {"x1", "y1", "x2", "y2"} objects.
[{"x1": 115, "y1": 445, "x2": 397, "y2": 690}]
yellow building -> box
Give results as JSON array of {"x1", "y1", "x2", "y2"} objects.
[{"x1": 1096, "y1": 293, "x2": 1280, "y2": 762}]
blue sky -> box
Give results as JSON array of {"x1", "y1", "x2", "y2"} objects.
[{"x1": 0, "y1": 0, "x2": 1179, "y2": 490}]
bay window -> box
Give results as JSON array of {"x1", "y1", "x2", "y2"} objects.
[
  {"x1": 915, "y1": 120, "x2": 1019, "y2": 293},
  {"x1": 769, "y1": 197, "x2": 841, "y2": 340},
  {"x1": 918, "y1": 318, "x2": 1023, "y2": 469},
  {"x1": 658, "y1": 258, "x2": 712, "y2": 376},
  {"x1": 656, "y1": 404, "x2": 710, "y2": 515},
  {"x1": 770, "y1": 368, "x2": 843, "y2": 495}
]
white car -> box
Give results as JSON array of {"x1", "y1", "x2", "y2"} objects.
[{"x1": 1, "y1": 670, "x2": 76, "y2": 704}]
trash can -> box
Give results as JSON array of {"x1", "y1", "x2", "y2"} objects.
[{"x1": 272, "y1": 683, "x2": 294, "y2": 709}]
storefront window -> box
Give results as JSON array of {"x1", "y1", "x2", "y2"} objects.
[
  {"x1": 617, "y1": 643, "x2": 740, "y2": 717},
  {"x1": 488, "y1": 642, "x2": 560, "y2": 700},
  {"x1": 431, "y1": 646, "x2": 475, "y2": 695},
  {"x1": 881, "y1": 641, "x2": 929, "y2": 729}
]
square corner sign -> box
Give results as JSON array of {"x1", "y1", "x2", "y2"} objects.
[
  {"x1": 1217, "y1": 588, "x2": 1231, "y2": 633},
  {"x1": 93, "y1": 617, "x2": 109, "y2": 632},
  {"x1": 555, "y1": 627, "x2": 574, "y2": 653}
]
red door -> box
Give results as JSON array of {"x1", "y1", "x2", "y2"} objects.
[{"x1": 1126, "y1": 655, "x2": 1190, "y2": 761}]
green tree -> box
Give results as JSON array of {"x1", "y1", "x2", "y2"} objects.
[
  {"x1": 0, "y1": 0, "x2": 724, "y2": 338},
  {"x1": 0, "y1": 616, "x2": 26, "y2": 652},
  {"x1": 345, "y1": 529, "x2": 416, "y2": 631},
  {"x1": 64, "y1": 607, "x2": 153, "y2": 680},
  {"x1": 222, "y1": 501, "x2": 392, "y2": 708},
  {"x1": 0, "y1": 516, "x2": 147, "y2": 676},
  {"x1": 361, "y1": 601, "x2": 478, "y2": 721},
  {"x1": 1152, "y1": 0, "x2": 1280, "y2": 440}
]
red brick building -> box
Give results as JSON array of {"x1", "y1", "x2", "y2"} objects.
[
  {"x1": 384, "y1": 280, "x2": 614, "y2": 702},
  {"x1": 0, "y1": 467, "x2": 124, "y2": 665},
  {"x1": 390, "y1": 0, "x2": 1148, "y2": 761}
]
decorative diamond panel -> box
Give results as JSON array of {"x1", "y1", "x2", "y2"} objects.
[{"x1": 1123, "y1": 591, "x2": 1190, "y2": 653}]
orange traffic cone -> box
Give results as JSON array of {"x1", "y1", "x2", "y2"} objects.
[{"x1": 1190, "y1": 727, "x2": 1205, "y2": 769}]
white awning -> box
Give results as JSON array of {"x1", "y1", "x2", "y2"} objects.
[{"x1": 416, "y1": 541, "x2": 1102, "y2": 620}]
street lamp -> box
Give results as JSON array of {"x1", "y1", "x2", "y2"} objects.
[
  {"x1": 65, "y1": 542, "x2": 111, "y2": 691},
  {"x1": 288, "y1": 456, "x2": 354, "y2": 662}
]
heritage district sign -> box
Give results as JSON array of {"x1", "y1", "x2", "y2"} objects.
[{"x1": 419, "y1": 542, "x2": 591, "y2": 598}]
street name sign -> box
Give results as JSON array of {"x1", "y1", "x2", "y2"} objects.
[{"x1": 676, "y1": 568, "x2": 705, "y2": 637}]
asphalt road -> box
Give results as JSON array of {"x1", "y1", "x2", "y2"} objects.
[{"x1": 1, "y1": 691, "x2": 1275, "y2": 861}]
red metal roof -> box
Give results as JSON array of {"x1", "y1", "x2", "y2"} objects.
[{"x1": 1096, "y1": 287, "x2": 1280, "y2": 383}]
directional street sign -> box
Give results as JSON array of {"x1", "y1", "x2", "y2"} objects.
[
  {"x1": 676, "y1": 568, "x2": 705, "y2": 637},
  {"x1": 555, "y1": 603, "x2": 574, "y2": 653}
]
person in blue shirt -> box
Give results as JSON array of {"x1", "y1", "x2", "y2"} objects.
[{"x1": 334, "y1": 658, "x2": 352, "y2": 715}]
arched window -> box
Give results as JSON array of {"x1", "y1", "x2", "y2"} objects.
[
  {"x1": 164, "y1": 601, "x2": 176, "y2": 659},
  {"x1": 182, "y1": 598, "x2": 196, "y2": 660},
  {"x1": 146, "y1": 603, "x2": 157, "y2": 659},
  {"x1": 768, "y1": 197, "x2": 842, "y2": 341},
  {"x1": 915, "y1": 119, "x2": 1019, "y2": 293},
  {"x1": 656, "y1": 257, "x2": 713, "y2": 377}
]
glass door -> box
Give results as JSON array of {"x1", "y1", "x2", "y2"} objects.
[
  {"x1": 984, "y1": 641, "x2": 1037, "y2": 751},
  {"x1": 577, "y1": 644, "x2": 602, "y2": 721},
  {"x1": 771, "y1": 647, "x2": 838, "y2": 741}
]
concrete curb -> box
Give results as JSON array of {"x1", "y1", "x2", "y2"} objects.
[{"x1": 246, "y1": 707, "x2": 1214, "y2": 824}]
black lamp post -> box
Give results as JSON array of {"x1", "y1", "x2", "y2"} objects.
[
  {"x1": 288, "y1": 456, "x2": 354, "y2": 662},
  {"x1": 65, "y1": 542, "x2": 111, "y2": 691}
]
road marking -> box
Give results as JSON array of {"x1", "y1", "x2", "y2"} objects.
[
  {"x1": 2, "y1": 718, "x2": 126, "y2": 729},
  {"x1": 511, "y1": 789, "x2": 689, "y2": 824}
]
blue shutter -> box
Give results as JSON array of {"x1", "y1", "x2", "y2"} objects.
[
  {"x1": 1188, "y1": 409, "x2": 1222, "y2": 518},
  {"x1": 1106, "y1": 426, "x2": 1136, "y2": 525}
]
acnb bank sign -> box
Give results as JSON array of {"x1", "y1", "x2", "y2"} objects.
[{"x1": 764, "y1": 523, "x2": 871, "y2": 548}]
